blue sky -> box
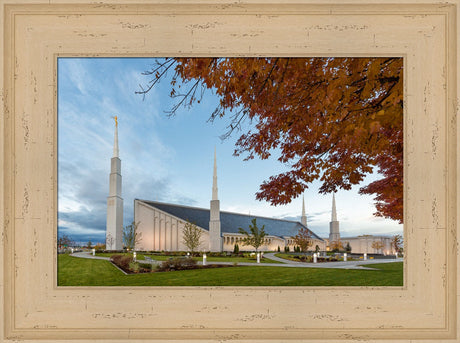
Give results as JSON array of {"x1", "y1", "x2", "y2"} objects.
[{"x1": 57, "y1": 58, "x2": 403, "y2": 244}]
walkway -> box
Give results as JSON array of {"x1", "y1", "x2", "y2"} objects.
[{"x1": 70, "y1": 251, "x2": 402, "y2": 270}]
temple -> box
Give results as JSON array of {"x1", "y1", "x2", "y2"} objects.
[{"x1": 133, "y1": 149, "x2": 325, "y2": 252}]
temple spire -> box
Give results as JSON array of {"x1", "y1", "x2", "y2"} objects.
[
  {"x1": 331, "y1": 192, "x2": 337, "y2": 221},
  {"x1": 112, "y1": 115, "x2": 119, "y2": 158},
  {"x1": 301, "y1": 194, "x2": 307, "y2": 226},
  {"x1": 106, "y1": 116, "x2": 123, "y2": 250},
  {"x1": 209, "y1": 147, "x2": 222, "y2": 251},
  {"x1": 212, "y1": 147, "x2": 218, "y2": 200}
]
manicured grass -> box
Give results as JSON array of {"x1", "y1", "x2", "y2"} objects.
[
  {"x1": 95, "y1": 252, "x2": 283, "y2": 264},
  {"x1": 58, "y1": 254, "x2": 403, "y2": 286}
]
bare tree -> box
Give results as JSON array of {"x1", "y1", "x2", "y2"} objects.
[
  {"x1": 123, "y1": 221, "x2": 142, "y2": 250},
  {"x1": 371, "y1": 240, "x2": 384, "y2": 254},
  {"x1": 57, "y1": 234, "x2": 75, "y2": 248},
  {"x1": 182, "y1": 221, "x2": 203, "y2": 253}
]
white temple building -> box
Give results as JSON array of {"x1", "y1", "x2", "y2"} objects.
[
  {"x1": 105, "y1": 119, "x2": 398, "y2": 254},
  {"x1": 134, "y1": 150, "x2": 326, "y2": 252}
]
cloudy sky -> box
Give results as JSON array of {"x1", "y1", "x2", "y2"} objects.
[{"x1": 57, "y1": 58, "x2": 403, "y2": 244}]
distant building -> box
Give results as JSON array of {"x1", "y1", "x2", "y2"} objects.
[{"x1": 323, "y1": 195, "x2": 396, "y2": 255}]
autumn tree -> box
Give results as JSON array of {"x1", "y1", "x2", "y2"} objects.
[
  {"x1": 371, "y1": 240, "x2": 384, "y2": 254},
  {"x1": 238, "y1": 218, "x2": 267, "y2": 252},
  {"x1": 392, "y1": 234, "x2": 403, "y2": 254},
  {"x1": 293, "y1": 227, "x2": 313, "y2": 254},
  {"x1": 138, "y1": 57, "x2": 403, "y2": 222},
  {"x1": 330, "y1": 240, "x2": 343, "y2": 252},
  {"x1": 182, "y1": 221, "x2": 203, "y2": 253},
  {"x1": 123, "y1": 221, "x2": 142, "y2": 250}
]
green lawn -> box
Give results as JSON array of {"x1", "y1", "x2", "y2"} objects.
[{"x1": 58, "y1": 254, "x2": 403, "y2": 286}]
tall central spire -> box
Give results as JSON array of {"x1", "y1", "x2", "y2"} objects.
[
  {"x1": 301, "y1": 194, "x2": 307, "y2": 226},
  {"x1": 331, "y1": 192, "x2": 337, "y2": 222},
  {"x1": 212, "y1": 147, "x2": 218, "y2": 200}
]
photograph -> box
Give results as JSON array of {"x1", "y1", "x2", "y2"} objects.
[{"x1": 57, "y1": 57, "x2": 404, "y2": 286}]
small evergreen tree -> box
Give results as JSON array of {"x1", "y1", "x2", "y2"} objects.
[
  {"x1": 345, "y1": 242, "x2": 352, "y2": 253},
  {"x1": 277, "y1": 246, "x2": 280, "y2": 252},
  {"x1": 233, "y1": 243, "x2": 239, "y2": 254}
]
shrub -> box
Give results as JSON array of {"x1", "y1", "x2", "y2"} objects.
[
  {"x1": 139, "y1": 263, "x2": 152, "y2": 271},
  {"x1": 208, "y1": 252, "x2": 226, "y2": 257},
  {"x1": 233, "y1": 243, "x2": 239, "y2": 254},
  {"x1": 129, "y1": 261, "x2": 140, "y2": 273},
  {"x1": 277, "y1": 246, "x2": 280, "y2": 252},
  {"x1": 111, "y1": 254, "x2": 133, "y2": 271},
  {"x1": 157, "y1": 257, "x2": 197, "y2": 272}
]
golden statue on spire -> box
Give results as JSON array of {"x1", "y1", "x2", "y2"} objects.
[{"x1": 111, "y1": 115, "x2": 118, "y2": 127}]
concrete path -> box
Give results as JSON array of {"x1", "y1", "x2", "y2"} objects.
[
  {"x1": 70, "y1": 251, "x2": 402, "y2": 270},
  {"x1": 71, "y1": 251, "x2": 111, "y2": 260},
  {"x1": 263, "y1": 253, "x2": 402, "y2": 269}
]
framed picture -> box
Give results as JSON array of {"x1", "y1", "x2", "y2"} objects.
[{"x1": 1, "y1": 0, "x2": 458, "y2": 341}]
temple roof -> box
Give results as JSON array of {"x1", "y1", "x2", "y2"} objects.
[{"x1": 137, "y1": 199, "x2": 324, "y2": 241}]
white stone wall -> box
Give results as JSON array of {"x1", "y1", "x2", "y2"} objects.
[
  {"x1": 222, "y1": 234, "x2": 286, "y2": 252},
  {"x1": 222, "y1": 234, "x2": 326, "y2": 252},
  {"x1": 134, "y1": 200, "x2": 328, "y2": 253},
  {"x1": 134, "y1": 200, "x2": 210, "y2": 252},
  {"x1": 341, "y1": 236, "x2": 395, "y2": 255}
]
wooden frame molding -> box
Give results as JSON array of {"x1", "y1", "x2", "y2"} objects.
[{"x1": 1, "y1": 1, "x2": 458, "y2": 342}]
